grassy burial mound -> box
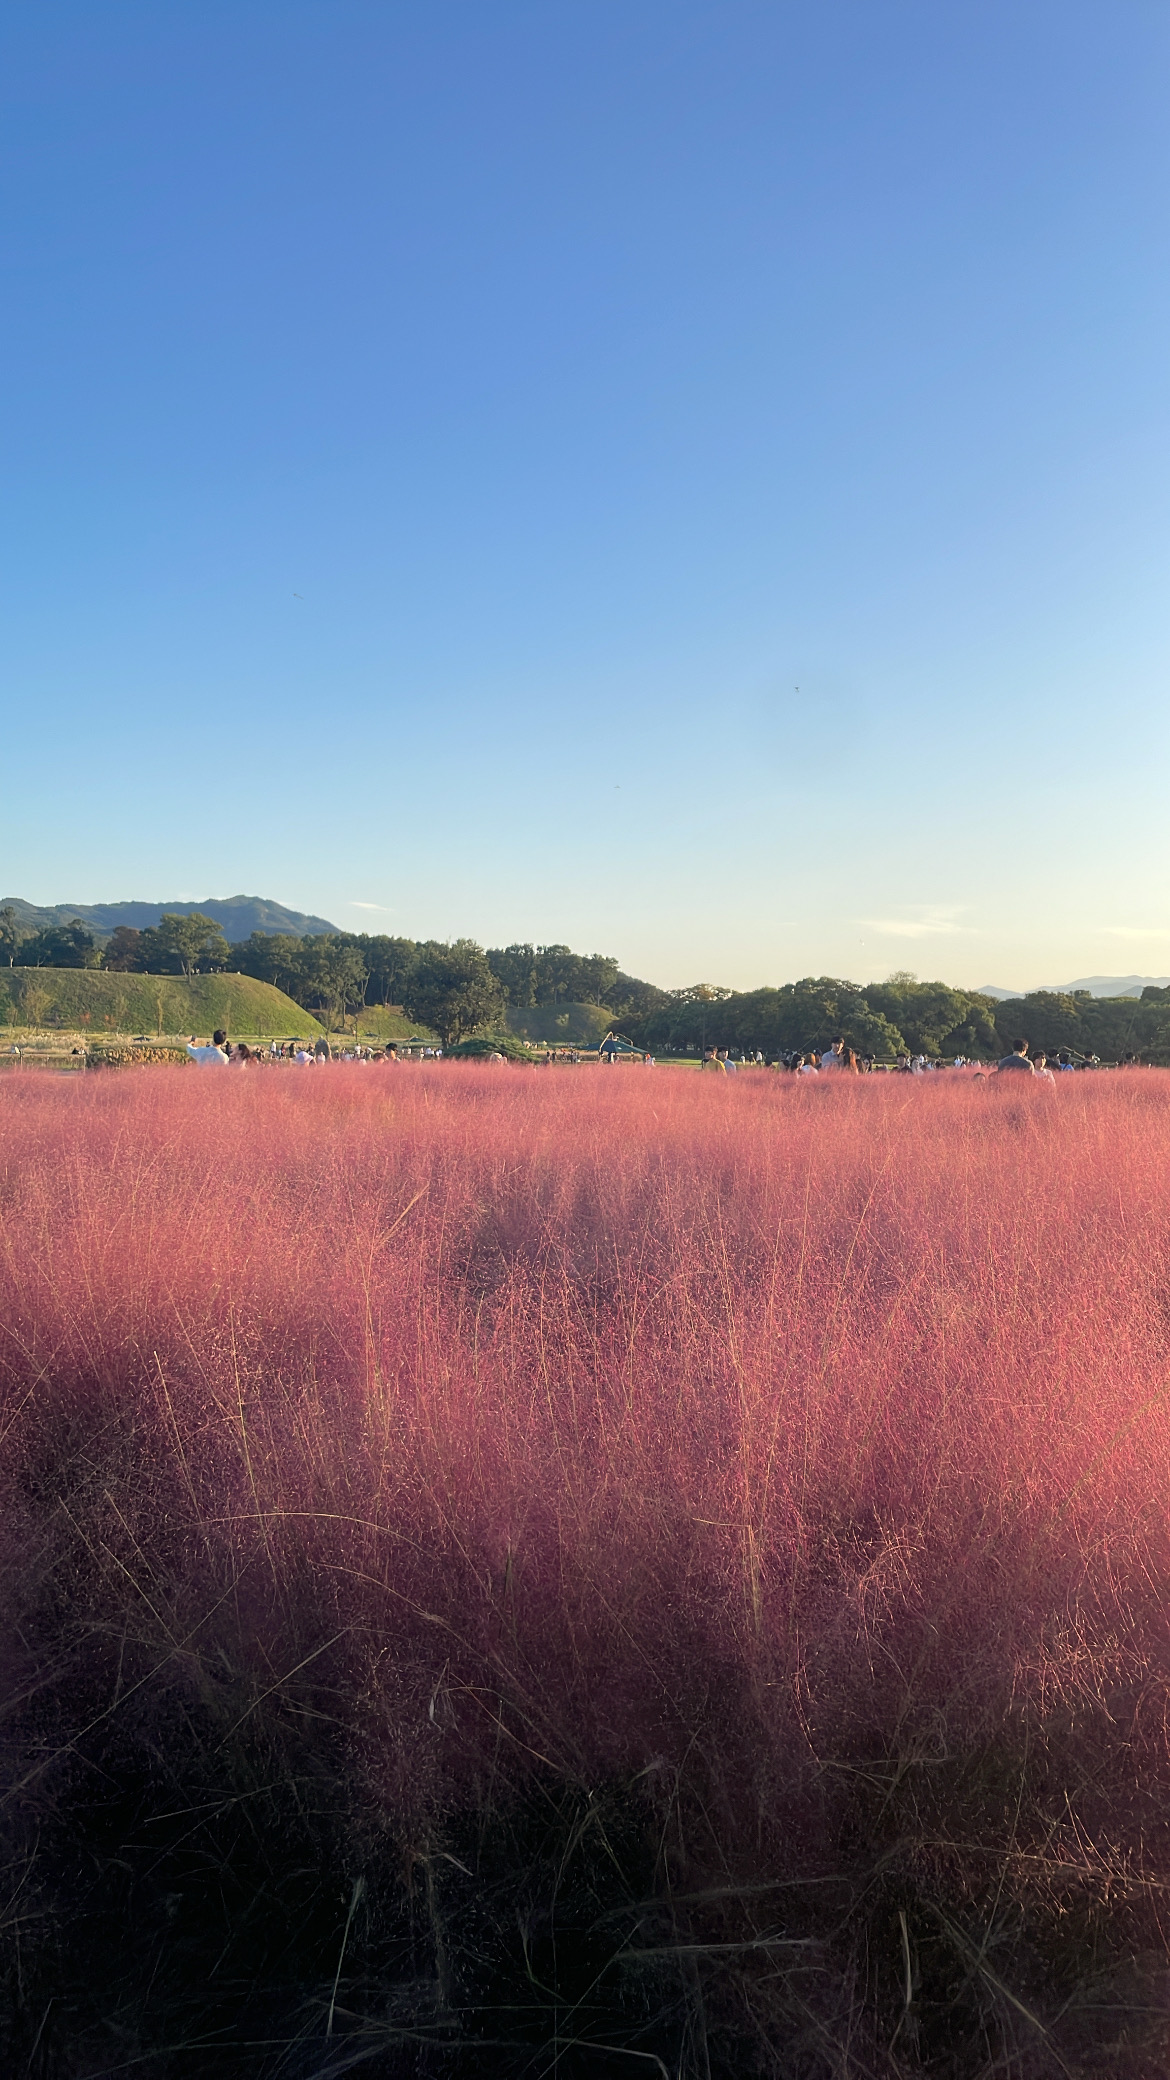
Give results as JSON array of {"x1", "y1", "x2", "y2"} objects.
[
  {"x1": 0, "y1": 966, "x2": 323, "y2": 1038},
  {"x1": 1, "y1": 1067, "x2": 1169, "y2": 2074}
]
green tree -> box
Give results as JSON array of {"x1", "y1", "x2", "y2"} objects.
[
  {"x1": 138, "y1": 913, "x2": 231, "y2": 977},
  {"x1": 729, "y1": 980, "x2": 904, "y2": 1059},
  {"x1": 355, "y1": 935, "x2": 417, "y2": 1007},
  {"x1": 234, "y1": 931, "x2": 307, "y2": 997},
  {"x1": 19, "y1": 982, "x2": 51, "y2": 1026},
  {"x1": 298, "y1": 939, "x2": 368, "y2": 1031},
  {"x1": 634, "y1": 984, "x2": 732, "y2": 1053},
  {"x1": 533, "y1": 946, "x2": 583, "y2": 1004},
  {"x1": 402, "y1": 940, "x2": 507, "y2": 1046},
  {"x1": 0, "y1": 906, "x2": 19, "y2": 967},
  {"x1": 631, "y1": 978, "x2": 906, "y2": 1059},
  {"x1": 17, "y1": 919, "x2": 101, "y2": 969},
  {"x1": 486, "y1": 944, "x2": 540, "y2": 1007},
  {"x1": 101, "y1": 926, "x2": 145, "y2": 972},
  {"x1": 991, "y1": 990, "x2": 1156, "y2": 1062},
  {"x1": 576, "y1": 953, "x2": 621, "y2": 1006},
  {"x1": 864, "y1": 974, "x2": 997, "y2": 1057},
  {"x1": 606, "y1": 971, "x2": 670, "y2": 1021}
]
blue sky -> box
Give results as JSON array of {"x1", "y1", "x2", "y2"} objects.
[{"x1": 2, "y1": 1, "x2": 1167, "y2": 990}]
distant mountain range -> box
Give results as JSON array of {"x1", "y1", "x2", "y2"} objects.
[
  {"x1": 1, "y1": 895, "x2": 340, "y2": 943},
  {"x1": 976, "y1": 976, "x2": 1170, "y2": 1002}
]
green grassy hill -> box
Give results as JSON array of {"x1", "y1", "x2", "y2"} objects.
[{"x1": 0, "y1": 968, "x2": 324, "y2": 1039}]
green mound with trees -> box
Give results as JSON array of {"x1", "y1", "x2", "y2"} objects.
[
  {"x1": 505, "y1": 1001, "x2": 612, "y2": 1045},
  {"x1": 0, "y1": 969, "x2": 323, "y2": 1039}
]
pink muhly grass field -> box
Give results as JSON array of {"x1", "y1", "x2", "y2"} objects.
[{"x1": 1, "y1": 1064, "x2": 1168, "y2": 2075}]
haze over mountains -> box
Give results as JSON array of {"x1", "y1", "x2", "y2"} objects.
[
  {"x1": 977, "y1": 977, "x2": 1170, "y2": 1001},
  {"x1": 1, "y1": 895, "x2": 339, "y2": 942}
]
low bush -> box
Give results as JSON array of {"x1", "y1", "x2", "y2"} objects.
[
  {"x1": 85, "y1": 1041, "x2": 192, "y2": 1067},
  {"x1": 445, "y1": 1033, "x2": 533, "y2": 1060}
]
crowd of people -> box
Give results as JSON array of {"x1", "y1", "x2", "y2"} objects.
[
  {"x1": 184, "y1": 1031, "x2": 1136, "y2": 1075},
  {"x1": 185, "y1": 1032, "x2": 405, "y2": 1067}
]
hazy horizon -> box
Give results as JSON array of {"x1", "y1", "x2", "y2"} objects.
[{"x1": 8, "y1": 889, "x2": 1170, "y2": 1002}]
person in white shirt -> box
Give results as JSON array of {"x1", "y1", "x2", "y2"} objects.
[
  {"x1": 186, "y1": 1030, "x2": 229, "y2": 1066},
  {"x1": 820, "y1": 1036, "x2": 845, "y2": 1069}
]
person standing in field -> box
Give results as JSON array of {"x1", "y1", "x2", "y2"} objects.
[
  {"x1": 187, "y1": 1030, "x2": 229, "y2": 1066},
  {"x1": 997, "y1": 1038, "x2": 1035, "y2": 1075},
  {"x1": 721, "y1": 1049, "x2": 737, "y2": 1074},
  {"x1": 797, "y1": 1053, "x2": 818, "y2": 1076},
  {"x1": 820, "y1": 1035, "x2": 846, "y2": 1069},
  {"x1": 701, "y1": 1048, "x2": 726, "y2": 1073}
]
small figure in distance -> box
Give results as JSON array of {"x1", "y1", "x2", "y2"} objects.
[
  {"x1": 820, "y1": 1035, "x2": 846, "y2": 1070},
  {"x1": 314, "y1": 1037, "x2": 331, "y2": 1063},
  {"x1": 234, "y1": 1043, "x2": 252, "y2": 1067},
  {"x1": 721, "y1": 1048, "x2": 737, "y2": 1075},
  {"x1": 187, "y1": 1029, "x2": 229, "y2": 1067},
  {"x1": 1033, "y1": 1050, "x2": 1056, "y2": 1084},
  {"x1": 893, "y1": 1052, "x2": 912, "y2": 1074},
  {"x1": 797, "y1": 1052, "x2": 819, "y2": 1076},
  {"x1": 701, "y1": 1047, "x2": 726, "y2": 1073},
  {"x1": 1057, "y1": 1050, "x2": 1076, "y2": 1071},
  {"x1": 997, "y1": 1037, "x2": 1035, "y2": 1075},
  {"x1": 844, "y1": 1048, "x2": 860, "y2": 1073},
  {"x1": 384, "y1": 1043, "x2": 399, "y2": 1063}
]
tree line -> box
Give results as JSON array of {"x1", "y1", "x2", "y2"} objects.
[
  {"x1": 0, "y1": 910, "x2": 666, "y2": 1046},
  {"x1": 6, "y1": 904, "x2": 1170, "y2": 1059}
]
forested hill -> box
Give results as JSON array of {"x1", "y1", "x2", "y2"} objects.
[{"x1": 0, "y1": 895, "x2": 338, "y2": 941}]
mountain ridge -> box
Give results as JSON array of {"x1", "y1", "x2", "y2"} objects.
[
  {"x1": 0, "y1": 895, "x2": 340, "y2": 942},
  {"x1": 976, "y1": 975, "x2": 1170, "y2": 1001}
]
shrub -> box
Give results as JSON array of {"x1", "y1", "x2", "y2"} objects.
[
  {"x1": 85, "y1": 1041, "x2": 191, "y2": 1068},
  {"x1": 446, "y1": 1032, "x2": 533, "y2": 1061}
]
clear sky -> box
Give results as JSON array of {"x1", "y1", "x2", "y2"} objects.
[{"x1": 2, "y1": 2, "x2": 1167, "y2": 991}]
